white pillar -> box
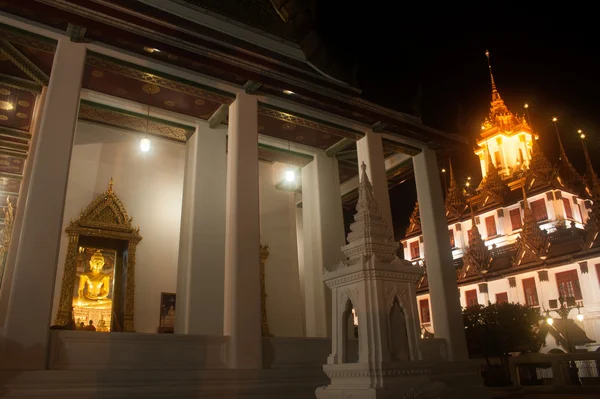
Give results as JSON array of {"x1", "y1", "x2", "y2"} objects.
[
  {"x1": 413, "y1": 147, "x2": 468, "y2": 361},
  {"x1": 356, "y1": 130, "x2": 393, "y2": 231},
  {"x1": 223, "y1": 92, "x2": 261, "y2": 368},
  {"x1": 295, "y1": 203, "x2": 307, "y2": 336},
  {"x1": 0, "y1": 39, "x2": 86, "y2": 369},
  {"x1": 0, "y1": 87, "x2": 47, "y2": 324},
  {"x1": 301, "y1": 153, "x2": 346, "y2": 337},
  {"x1": 175, "y1": 122, "x2": 227, "y2": 335}
]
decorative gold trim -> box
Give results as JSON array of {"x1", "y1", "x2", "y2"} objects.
[
  {"x1": 0, "y1": 39, "x2": 50, "y2": 85},
  {"x1": 54, "y1": 179, "x2": 142, "y2": 331},
  {"x1": 260, "y1": 244, "x2": 271, "y2": 337},
  {"x1": 258, "y1": 104, "x2": 362, "y2": 141},
  {"x1": 0, "y1": 26, "x2": 56, "y2": 54},
  {"x1": 78, "y1": 101, "x2": 193, "y2": 142},
  {"x1": 86, "y1": 54, "x2": 234, "y2": 105}
]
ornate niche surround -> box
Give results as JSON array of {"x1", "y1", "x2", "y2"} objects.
[{"x1": 54, "y1": 179, "x2": 142, "y2": 332}]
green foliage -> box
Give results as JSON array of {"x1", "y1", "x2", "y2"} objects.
[{"x1": 462, "y1": 302, "x2": 543, "y2": 359}]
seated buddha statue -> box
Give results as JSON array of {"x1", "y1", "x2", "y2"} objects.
[{"x1": 74, "y1": 250, "x2": 113, "y2": 309}]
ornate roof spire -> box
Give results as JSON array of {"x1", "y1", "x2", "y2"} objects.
[
  {"x1": 484, "y1": 50, "x2": 512, "y2": 123},
  {"x1": 527, "y1": 136, "x2": 553, "y2": 181},
  {"x1": 581, "y1": 136, "x2": 600, "y2": 198},
  {"x1": 332, "y1": 163, "x2": 398, "y2": 267},
  {"x1": 346, "y1": 163, "x2": 393, "y2": 244},
  {"x1": 513, "y1": 186, "x2": 549, "y2": 265},
  {"x1": 552, "y1": 120, "x2": 584, "y2": 192},
  {"x1": 445, "y1": 158, "x2": 466, "y2": 218},
  {"x1": 462, "y1": 196, "x2": 492, "y2": 277},
  {"x1": 485, "y1": 49, "x2": 501, "y2": 103},
  {"x1": 108, "y1": 177, "x2": 114, "y2": 194},
  {"x1": 405, "y1": 201, "x2": 421, "y2": 237}
]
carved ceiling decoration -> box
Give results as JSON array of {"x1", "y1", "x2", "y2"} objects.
[
  {"x1": 83, "y1": 54, "x2": 233, "y2": 121},
  {"x1": 78, "y1": 101, "x2": 195, "y2": 143},
  {"x1": 257, "y1": 103, "x2": 363, "y2": 150},
  {"x1": 0, "y1": 82, "x2": 36, "y2": 133}
]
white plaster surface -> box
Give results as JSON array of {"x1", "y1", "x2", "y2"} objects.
[{"x1": 259, "y1": 161, "x2": 304, "y2": 337}]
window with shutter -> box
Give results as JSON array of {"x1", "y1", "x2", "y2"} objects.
[
  {"x1": 530, "y1": 199, "x2": 548, "y2": 221},
  {"x1": 522, "y1": 278, "x2": 539, "y2": 306},
  {"x1": 449, "y1": 229, "x2": 455, "y2": 248},
  {"x1": 465, "y1": 289, "x2": 478, "y2": 307},
  {"x1": 485, "y1": 216, "x2": 497, "y2": 237},
  {"x1": 419, "y1": 299, "x2": 430, "y2": 323},
  {"x1": 410, "y1": 241, "x2": 420, "y2": 259},
  {"x1": 555, "y1": 270, "x2": 582, "y2": 300},
  {"x1": 509, "y1": 208, "x2": 522, "y2": 231},
  {"x1": 495, "y1": 292, "x2": 509, "y2": 304},
  {"x1": 562, "y1": 198, "x2": 573, "y2": 219}
]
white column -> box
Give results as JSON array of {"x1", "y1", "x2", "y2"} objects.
[
  {"x1": 413, "y1": 147, "x2": 468, "y2": 361},
  {"x1": 175, "y1": 122, "x2": 227, "y2": 335},
  {"x1": 356, "y1": 130, "x2": 393, "y2": 230},
  {"x1": 0, "y1": 87, "x2": 47, "y2": 324},
  {"x1": 223, "y1": 92, "x2": 261, "y2": 369},
  {"x1": 301, "y1": 153, "x2": 346, "y2": 337},
  {"x1": 0, "y1": 39, "x2": 86, "y2": 369},
  {"x1": 295, "y1": 203, "x2": 307, "y2": 336}
]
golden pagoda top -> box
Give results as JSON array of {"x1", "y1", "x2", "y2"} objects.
[{"x1": 479, "y1": 50, "x2": 531, "y2": 139}]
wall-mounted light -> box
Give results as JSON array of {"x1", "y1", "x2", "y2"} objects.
[
  {"x1": 140, "y1": 138, "x2": 151, "y2": 152},
  {"x1": 285, "y1": 169, "x2": 296, "y2": 182},
  {"x1": 283, "y1": 90, "x2": 294, "y2": 95}
]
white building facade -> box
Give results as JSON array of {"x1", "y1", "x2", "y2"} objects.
[{"x1": 401, "y1": 58, "x2": 600, "y2": 353}]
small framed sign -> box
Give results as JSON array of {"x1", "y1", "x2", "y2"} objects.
[{"x1": 158, "y1": 292, "x2": 176, "y2": 333}]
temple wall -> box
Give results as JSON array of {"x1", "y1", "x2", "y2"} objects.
[
  {"x1": 418, "y1": 257, "x2": 600, "y2": 344},
  {"x1": 50, "y1": 122, "x2": 304, "y2": 336},
  {"x1": 258, "y1": 161, "x2": 304, "y2": 337},
  {"x1": 52, "y1": 121, "x2": 186, "y2": 333}
]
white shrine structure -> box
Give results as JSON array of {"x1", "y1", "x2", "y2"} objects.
[{"x1": 0, "y1": 1, "x2": 486, "y2": 397}]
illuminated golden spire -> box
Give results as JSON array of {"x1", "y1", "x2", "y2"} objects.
[
  {"x1": 485, "y1": 49, "x2": 501, "y2": 102},
  {"x1": 484, "y1": 50, "x2": 510, "y2": 121}
]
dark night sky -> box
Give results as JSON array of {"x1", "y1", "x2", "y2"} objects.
[{"x1": 315, "y1": 5, "x2": 600, "y2": 239}]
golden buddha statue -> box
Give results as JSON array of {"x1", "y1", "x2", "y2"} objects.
[{"x1": 74, "y1": 250, "x2": 113, "y2": 309}]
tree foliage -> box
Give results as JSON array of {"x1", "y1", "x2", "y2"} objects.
[{"x1": 463, "y1": 302, "x2": 543, "y2": 361}]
